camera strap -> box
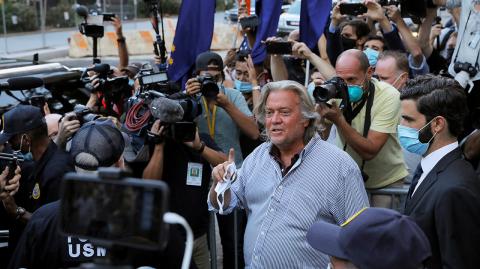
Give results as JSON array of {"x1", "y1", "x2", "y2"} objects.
[
  {"x1": 343, "y1": 81, "x2": 375, "y2": 176},
  {"x1": 202, "y1": 97, "x2": 217, "y2": 139}
]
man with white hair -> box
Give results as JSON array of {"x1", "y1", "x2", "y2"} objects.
[{"x1": 208, "y1": 80, "x2": 369, "y2": 268}]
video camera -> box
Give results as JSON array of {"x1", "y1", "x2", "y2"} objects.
[
  {"x1": 142, "y1": 90, "x2": 201, "y2": 142},
  {"x1": 136, "y1": 67, "x2": 176, "y2": 94},
  {"x1": 196, "y1": 74, "x2": 220, "y2": 99},
  {"x1": 76, "y1": 5, "x2": 116, "y2": 38}
]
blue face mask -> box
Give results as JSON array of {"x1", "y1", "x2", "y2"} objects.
[
  {"x1": 128, "y1": 78, "x2": 135, "y2": 87},
  {"x1": 397, "y1": 120, "x2": 437, "y2": 155},
  {"x1": 307, "y1": 82, "x2": 316, "y2": 102},
  {"x1": 234, "y1": 79, "x2": 253, "y2": 93},
  {"x1": 348, "y1": 85, "x2": 364, "y2": 102},
  {"x1": 363, "y1": 47, "x2": 379, "y2": 66}
]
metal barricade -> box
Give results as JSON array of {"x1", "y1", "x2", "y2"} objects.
[{"x1": 367, "y1": 185, "x2": 410, "y2": 213}]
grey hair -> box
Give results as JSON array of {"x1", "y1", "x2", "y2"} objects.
[{"x1": 253, "y1": 80, "x2": 319, "y2": 145}]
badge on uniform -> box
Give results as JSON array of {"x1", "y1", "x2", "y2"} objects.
[
  {"x1": 32, "y1": 182, "x2": 41, "y2": 200},
  {"x1": 186, "y1": 162, "x2": 203, "y2": 186}
]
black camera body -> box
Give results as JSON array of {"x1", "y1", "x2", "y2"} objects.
[
  {"x1": 239, "y1": 15, "x2": 259, "y2": 29},
  {"x1": 73, "y1": 104, "x2": 101, "y2": 125},
  {"x1": 313, "y1": 77, "x2": 349, "y2": 104},
  {"x1": 197, "y1": 75, "x2": 219, "y2": 99}
]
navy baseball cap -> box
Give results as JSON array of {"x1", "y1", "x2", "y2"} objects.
[
  {"x1": 0, "y1": 105, "x2": 45, "y2": 144},
  {"x1": 307, "y1": 207, "x2": 431, "y2": 269},
  {"x1": 195, "y1": 51, "x2": 224, "y2": 72},
  {"x1": 70, "y1": 119, "x2": 125, "y2": 170}
]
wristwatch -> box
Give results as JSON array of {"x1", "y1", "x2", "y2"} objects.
[
  {"x1": 196, "y1": 141, "x2": 206, "y2": 154},
  {"x1": 16, "y1": 206, "x2": 26, "y2": 220}
]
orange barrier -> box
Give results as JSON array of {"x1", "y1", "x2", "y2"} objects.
[{"x1": 69, "y1": 19, "x2": 243, "y2": 58}]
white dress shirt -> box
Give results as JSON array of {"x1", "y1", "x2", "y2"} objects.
[{"x1": 413, "y1": 141, "x2": 459, "y2": 195}]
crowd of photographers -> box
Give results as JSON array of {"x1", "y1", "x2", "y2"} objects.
[{"x1": 1, "y1": 0, "x2": 480, "y2": 268}]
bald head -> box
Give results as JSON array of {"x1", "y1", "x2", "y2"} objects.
[
  {"x1": 336, "y1": 49, "x2": 370, "y2": 73},
  {"x1": 45, "y1": 113, "x2": 62, "y2": 139}
]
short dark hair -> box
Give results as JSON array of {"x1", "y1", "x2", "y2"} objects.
[
  {"x1": 340, "y1": 20, "x2": 371, "y2": 39},
  {"x1": 400, "y1": 75, "x2": 468, "y2": 137},
  {"x1": 377, "y1": 50, "x2": 409, "y2": 73},
  {"x1": 366, "y1": 35, "x2": 387, "y2": 50},
  {"x1": 235, "y1": 49, "x2": 250, "y2": 62}
]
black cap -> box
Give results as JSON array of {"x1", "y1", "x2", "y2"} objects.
[
  {"x1": 0, "y1": 105, "x2": 45, "y2": 144},
  {"x1": 195, "y1": 51, "x2": 224, "y2": 72},
  {"x1": 70, "y1": 120, "x2": 125, "y2": 170}
]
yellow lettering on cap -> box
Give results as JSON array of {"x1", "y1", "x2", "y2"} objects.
[{"x1": 341, "y1": 207, "x2": 368, "y2": 227}]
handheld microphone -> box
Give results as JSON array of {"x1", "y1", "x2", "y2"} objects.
[
  {"x1": 0, "y1": 77, "x2": 44, "y2": 90},
  {"x1": 76, "y1": 5, "x2": 88, "y2": 18}
]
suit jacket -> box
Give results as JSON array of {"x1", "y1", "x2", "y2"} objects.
[{"x1": 405, "y1": 147, "x2": 480, "y2": 269}]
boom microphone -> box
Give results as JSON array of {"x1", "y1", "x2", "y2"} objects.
[
  {"x1": 0, "y1": 77, "x2": 44, "y2": 90},
  {"x1": 149, "y1": 97, "x2": 184, "y2": 123}
]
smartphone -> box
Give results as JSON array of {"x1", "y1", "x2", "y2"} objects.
[
  {"x1": 60, "y1": 172, "x2": 170, "y2": 251},
  {"x1": 266, "y1": 41, "x2": 292, "y2": 55},
  {"x1": 102, "y1": 13, "x2": 116, "y2": 22},
  {"x1": 339, "y1": 3, "x2": 368, "y2": 16}
]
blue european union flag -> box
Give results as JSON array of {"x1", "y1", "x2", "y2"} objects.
[
  {"x1": 299, "y1": 0, "x2": 332, "y2": 49},
  {"x1": 167, "y1": 0, "x2": 216, "y2": 86},
  {"x1": 251, "y1": 0, "x2": 283, "y2": 64}
]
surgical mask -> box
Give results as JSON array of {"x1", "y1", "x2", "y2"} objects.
[
  {"x1": 341, "y1": 36, "x2": 357, "y2": 50},
  {"x1": 397, "y1": 118, "x2": 438, "y2": 155},
  {"x1": 307, "y1": 82, "x2": 316, "y2": 101},
  {"x1": 128, "y1": 78, "x2": 135, "y2": 87},
  {"x1": 363, "y1": 47, "x2": 379, "y2": 66},
  {"x1": 348, "y1": 85, "x2": 364, "y2": 102},
  {"x1": 234, "y1": 79, "x2": 253, "y2": 93}
]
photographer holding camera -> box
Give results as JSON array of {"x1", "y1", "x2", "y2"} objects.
[
  {"x1": 316, "y1": 49, "x2": 408, "y2": 207},
  {"x1": 142, "y1": 119, "x2": 226, "y2": 269},
  {"x1": 185, "y1": 51, "x2": 259, "y2": 268}
]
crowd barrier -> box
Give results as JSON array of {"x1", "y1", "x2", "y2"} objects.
[{"x1": 69, "y1": 19, "x2": 243, "y2": 58}]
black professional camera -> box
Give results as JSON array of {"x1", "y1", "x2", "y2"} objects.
[
  {"x1": 239, "y1": 15, "x2": 259, "y2": 29},
  {"x1": 73, "y1": 104, "x2": 101, "y2": 125},
  {"x1": 312, "y1": 77, "x2": 349, "y2": 104},
  {"x1": 197, "y1": 74, "x2": 219, "y2": 99}
]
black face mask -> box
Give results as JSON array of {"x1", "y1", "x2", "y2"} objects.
[{"x1": 341, "y1": 36, "x2": 357, "y2": 51}]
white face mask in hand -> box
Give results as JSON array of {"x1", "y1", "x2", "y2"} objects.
[{"x1": 215, "y1": 163, "x2": 237, "y2": 214}]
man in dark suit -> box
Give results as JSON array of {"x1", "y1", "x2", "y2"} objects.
[{"x1": 397, "y1": 75, "x2": 480, "y2": 269}]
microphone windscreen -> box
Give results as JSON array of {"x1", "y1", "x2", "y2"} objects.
[
  {"x1": 149, "y1": 97, "x2": 184, "y2": 123},
  {"x1": 76, "y1": 5, "x2": 89, "y2": 17},
  {"x1": 6, "y1": 77, "x2": 44, "y2": 90}
]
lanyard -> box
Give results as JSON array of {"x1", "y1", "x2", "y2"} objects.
[{"x1": 202, "y1": 97, "x2": 217, "y2": 139}]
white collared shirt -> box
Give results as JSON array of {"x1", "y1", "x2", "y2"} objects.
[{"x1": 413, "y1": 141, "x2": 459, "y2": 195}]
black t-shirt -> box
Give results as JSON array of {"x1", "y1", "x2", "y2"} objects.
[
  {"x1": 160, "y1": 133, "x2": 220, "y2": 239},
  {"x1": 8, "y1": 201, "x2": 195, "y2": 269}
]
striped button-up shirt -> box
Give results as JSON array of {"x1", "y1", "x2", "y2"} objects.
[{"x1": 208, "y1": 135, "x2": 369, "y2": 268}]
